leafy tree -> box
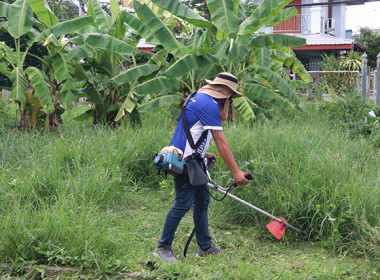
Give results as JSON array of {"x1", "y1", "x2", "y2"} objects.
[
  {"x1": 0, "y1": 0, "x2": 92, "y2": 131},
  {"x1": 340, "y1": 51, "x2": 361, "y2": 71},
  {"x1": 354, "y1": 27, "x2": 380, "y2": 69},
  {"x1": 67, "y1": 0, "x2": 138, "y2": 125},
  {"x1": 114, "y1": 0, "x2": 312, "y2": 122}
]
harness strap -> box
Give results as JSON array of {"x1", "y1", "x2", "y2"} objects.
[{"x1": 181, "y1": 93, "x2": 208, "y2": 152}]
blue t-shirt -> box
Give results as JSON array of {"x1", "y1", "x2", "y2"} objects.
[{"x1": 170, "y1": 93, "x2": 223, "y2": 159}]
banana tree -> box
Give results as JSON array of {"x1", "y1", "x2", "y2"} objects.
[
  {"x1": 64, "y1": 0, "x2": 144, "y2": 125},
  {"x1": 0, "y1": 0, "x2": 92, "y2": 131},
  {"x1": 117, "y1": 0, "x2": 313, "y2": 120}
]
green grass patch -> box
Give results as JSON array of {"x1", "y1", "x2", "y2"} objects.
[{"x1": 0, "y1": 104, "x2": 379, "y2": 278}]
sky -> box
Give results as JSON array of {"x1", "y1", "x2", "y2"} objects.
[{"x1": 346, "y1": 1, "x2": 380, "y2": 34}]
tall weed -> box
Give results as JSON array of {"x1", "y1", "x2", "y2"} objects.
[
  {"x1": 0, "y1": 105, "x2": 379, "y2": 269},
  {"x1": 213, "y1": 108, "x2": 380, "y2": 259}
]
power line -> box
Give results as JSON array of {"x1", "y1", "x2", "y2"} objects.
[{"x1": 286, "y1": 0, "x2": 378, "y2": 8}]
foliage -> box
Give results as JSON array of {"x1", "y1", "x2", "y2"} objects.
[
  {"x1": 0, "y1": 106, "x2": 379, "y2": 276},
  {"x1": 319, "y1": 91, "x2": 379, "y2": 141},
  {"x1": 317, "y1": 53, "x2": 360, "y2": 98},
  {"x1": 340, "y1": 51, "x2": 362, "y2": 71},
  {"x1": 0, "y1": 0, "x2": 94, "y2": 131},
  {"x1": 354, "y1": 27, "x2": 380, "y2": 69},
  {"x1": 1, "y1": 0, "x2": 313, "y2": 127},
  {"x1": 113, "y1": 0, "x2": 312, "y2": 123}
]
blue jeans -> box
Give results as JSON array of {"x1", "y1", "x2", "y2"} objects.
[{"x1": 158, "y1": 174, "x2": 212, "y2": 251}]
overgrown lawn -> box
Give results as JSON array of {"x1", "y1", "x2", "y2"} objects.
[{"x1": 0, "y1": 104, "x2": 379, "y2": 279}]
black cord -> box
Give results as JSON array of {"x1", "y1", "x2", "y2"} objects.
[{"x1": 207, "y1": 183, "x2": 236, "y2": 201}]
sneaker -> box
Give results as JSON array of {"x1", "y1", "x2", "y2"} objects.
[
  {"x1": 153, "y1": 246, "x2": 178, "y2": 263},
  {"x1": 196, "y1": 244, "x2": 223, "y2": 258}
]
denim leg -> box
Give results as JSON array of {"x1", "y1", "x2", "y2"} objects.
[
  {"x1": 193, "y1": 185, "x2": 212, "y2": 250},
  {"x1": 158, "y1": 175, "x2": 195, "y2": 248}
]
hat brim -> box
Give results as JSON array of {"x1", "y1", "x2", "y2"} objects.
[{"x1": 205, "y1": 79, "x2": 243, "y2": 98}]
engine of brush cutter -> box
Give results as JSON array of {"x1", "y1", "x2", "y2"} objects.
[{"x1": 153, "y1": 151, "x2": 184, "y2": 176}]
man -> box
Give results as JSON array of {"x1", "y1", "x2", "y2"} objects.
[{"x1": 153, "y1": 72, "x2": 250, "y2": 263}]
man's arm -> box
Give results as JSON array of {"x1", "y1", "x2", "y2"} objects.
[{"x1": 211, "y1": 130, "x2": 249, "y2": 186}]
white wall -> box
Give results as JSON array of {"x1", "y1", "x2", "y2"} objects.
[{"x1": 330, "y1": 4, "x2": 346, "y2": 38}]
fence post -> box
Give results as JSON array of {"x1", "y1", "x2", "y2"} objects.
[
  {"x1": 361, "y1": 52, "x2": 368, "y2": 102},
  {"x1": 377, "y1": 52, "x2": 380, "y2": 106}
]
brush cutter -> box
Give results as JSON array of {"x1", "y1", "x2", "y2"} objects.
[
  {"x1": 183, "y1": 164, "x2": 307, "y2": 257},
  {"x1": 206, "y1": 167, "x2": 307, "y2": 240}
]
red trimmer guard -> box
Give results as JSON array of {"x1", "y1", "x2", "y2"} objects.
[{"x1": 266, "y1": 216, "x2": 287, "y2": 240}]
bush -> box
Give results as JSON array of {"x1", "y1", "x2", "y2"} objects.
[
  {"x1": 317, "y1": 53, "x2": 361, "y2": 98},
  {"x1": 319, "y1": 91, "x2": 379, "y2": 140}
]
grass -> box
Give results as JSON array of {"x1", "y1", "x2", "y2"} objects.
[{"x1": 0, "y1": 103, "x2": 379, "y2": 279}]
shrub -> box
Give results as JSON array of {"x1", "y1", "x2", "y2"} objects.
[
  {"x1": 319, "y1": 91, "x2": 379, "y2": 139},
  {"x1": 317, "y1": 53, "x2": 361, "y2": 98}
]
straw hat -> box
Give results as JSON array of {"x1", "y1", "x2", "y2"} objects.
[{"x1": 204, "y1": 72, "x2": 242, "y2": 98}]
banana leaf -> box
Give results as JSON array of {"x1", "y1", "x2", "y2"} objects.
[
  {"x1": 235, "y1": 45, "x2": 251, "y2": 63},
  {"x1": 147, "y1": 49, "x2": 169, "y2": 65},
  {"x1": 121, "y1": 11, "x2": 158, "y2": 45},
  {"x1": 264, "y1": 7, "x2": 297, "y2": 28},
  {"x1": 195, "y1": 29, "x2": 211, "y2": 55},
  {"x1": 253, "y1": 47, "x2": 271, "y2": 67},
  {"x1": 0, "y1": 2, "x2": 9, "y2": 17},
  {"x1": 134, "y1": 76, "x2": 180, "y2": 95},
  {"x1": 8, "y1": 0, "x2": 34, "y2": 39},
  {"x1": 62, "y1": 78, "x2": 78, "y2": 104},
  {"x1": 69, "y1": 33, "x2": 136, "y2": 56},
  {"x1": 52, "y1": 52, "x2": 75, "y2": 84},
  {"x1": 87, "y1": 0, "x2": 112, "y2": 31},
  {"x1": 165, "y1": 53, "x2": 219, "y2": 79},
  {"x1": 210, "y1": 40, "x2": 229, "y2": 65},
  {"x1": 133, "y1": 0, "x2": 189, "y2": 58},
  {"x1": 238, "y1": 0, "x2": 292, "y2": 35},
  {"x1": 115, "y1": 91, "x2": 137, "y2": 121},
  {"x1": 30, "y1": 16, "x2": 93, "y2": 45},
  {"x1": 26, "y1": 0, "x2": 59, "y2": 27},
  {"x1": 207, "y1": 0, "x2": 239, "y2": 35},
  {"x1": 232, "y1": 96, "x2": 255, "y2": 120},
  {"x1": 243, "y1": 82, "x2": 291, "y2": 109},
  {"x1": 252, "y1": 34, "x2": 306, "y2": 48},
  {"x1": 110, "y1": 0, "x2": 121, "y2": 22},
  {"x1": 138, "y1": 95, "x2": 181, "y2": 113},
  {"x1": 251, "y1": 65, "x2": 300, "y2": 104},
  {"x1": 0, "y1": 42, "x2": 18, "y2": 66},
  {"x1": 151, "y1": 0, "x2": 217, "y2": 34},
  {"x1": 108, "y1": 15, "x2": 126, "y2": 40},
  {"x1": 271, "y1": 49, "x2": 313, "y2": 83},
  {"x1": 67, "y1": 45, "x2": 93, "y2": 62},
  {"x1": 10, "y1": 67, "x2": 28, "y2": 102},
  {"x1": 112, "y1": 64, "x2": 161, "y2": 85},
  {"x1": 228, "y1": 38, "x2": 238, "y2": 62},
  {"x1": 25, "y1": 67, "x2": 54, "y2": 113}
]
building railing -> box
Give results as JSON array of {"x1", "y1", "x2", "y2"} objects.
[{"x1": 274, "y1": 14, "x2": 310, "y2": 34}]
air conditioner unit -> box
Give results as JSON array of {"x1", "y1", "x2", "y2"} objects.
[{"x1": 326, "y1": 18, "x2": 336, "y2": 31}]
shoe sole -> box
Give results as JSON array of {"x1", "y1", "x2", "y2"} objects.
[{"x1": 153, "y1": 252, "x2": 178, "y2": 263}]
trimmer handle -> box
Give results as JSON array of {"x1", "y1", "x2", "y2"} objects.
[
  {"x1": 230, "y1": 171, "x2": 253, "y2": 188},
  {"x1": 207, "y1": 160, "x2": 215, "y2": 171},
  {"x1": 244, "y1": 172, "x2": 253, "y2": 180}
]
